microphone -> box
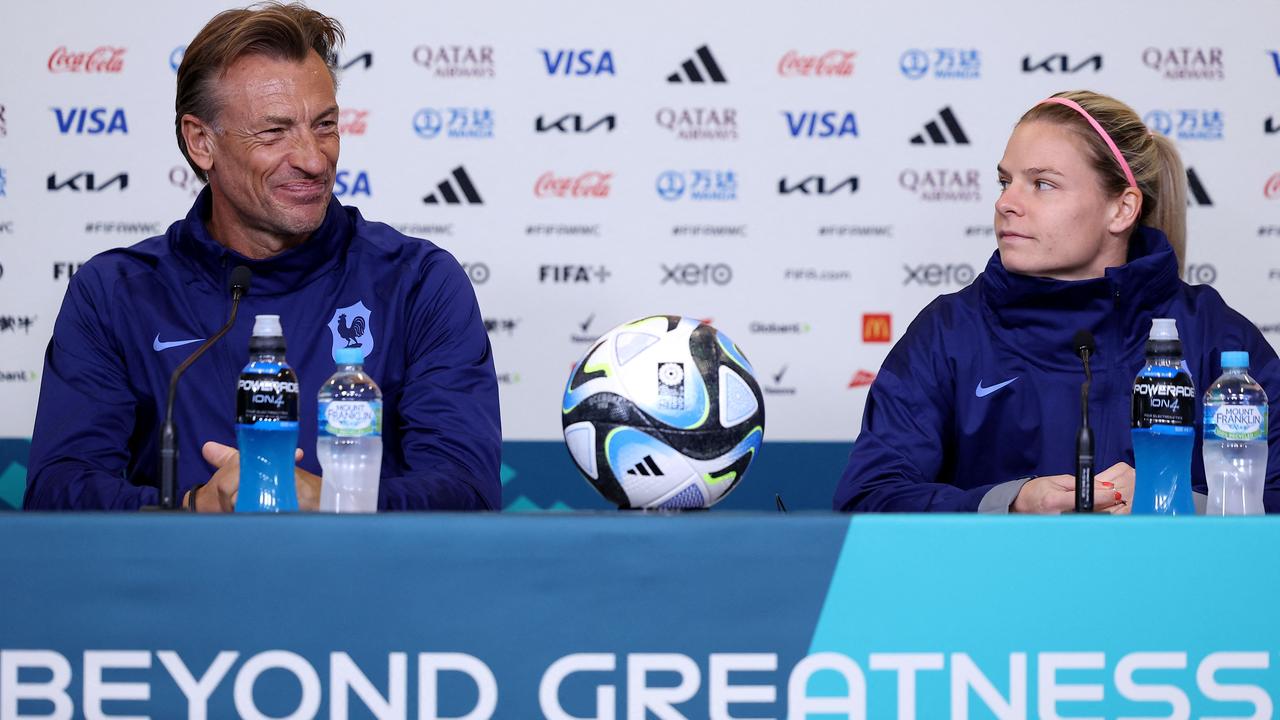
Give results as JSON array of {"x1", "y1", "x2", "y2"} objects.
[
  {"x1": 157, "y1": 266, "x2": 252, "y2": 509},
  {"x1": 1072, "y1": 329, "x2": 1096, "y2": 513}
]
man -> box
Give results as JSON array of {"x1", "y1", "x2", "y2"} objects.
[{"x1": 24, "y1": 2, "x2": 501, "y2": 511}]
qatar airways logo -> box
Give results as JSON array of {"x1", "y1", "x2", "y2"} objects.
[
  {"x1": 534, "y1": 171, "x2": 612, "y2": 199},
  {"x1": 655, "y1": 107, "x2": 738, "y2": 141},
  {"x1": 777, "y1": 50, "x2": 856, "y2": 77},
  {"x1": 48, "y1": 46, "x2": 125, "y2": 73},
  {"x1": 899, "y1": 169, "x2": 981, "y2": 202},
  {"x1": 1142, "y1": 47, "x2": 1223, "y2": 80},
  {"x1": 412, "y1": 45, "x2": 494, "y2": 78}
]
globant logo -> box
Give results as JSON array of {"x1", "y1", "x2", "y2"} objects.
[
  {"x1": 48, "y1": 46, "x2": 125, "y2": 73},
  {"x1": 1265, "y1": 173, "x2": 1280, "y2": 200},
  {"x1": 539, "y1": 49, "x2": 615, "y2": 76},
  {"x1": 333, "y1": 170, "x2": 371, "y2": 198},
  {"x1": 899, "y1": 169, "x2": 981, "y2": 202},
  {"x1": 900, "y1": 48, "x2": 980, "y2": 80},
  {"x1": 1142, "y1": 47, "x2": 1223, "y2": 80},
  {"x1": 749, "y1": 322, "x2": 810, "y2": 335},
  {"x1": 413, "y1": 108, "x2": 494, "y2": 139},
  {"x1": 169, "y1": 46, "x2": 185, "y2": 73},
  {"x1": 413, "y1": 45, "x2": 494, "y2": 78},
  {"x1": 1144, "y1": 109, "x2": 1223, "y2": 141},
  {"x1": 338, "y1": 109, "x2": 368, "y2": 136},
  {"x1": 534, "y1": 171, "x2": 612, "y2": 199},
  {"x1": 656, "y1": 170, "x2": 738, "y2": 201},
  {"x1": 655, "y1": 107, "x2": 737, "y2": 141},
  {"x1": 778, "y1": 50, "x2": 855, "y2": 77},
  {"x1": 783, "y1": 111, "x2": 858, "y2": 139}
]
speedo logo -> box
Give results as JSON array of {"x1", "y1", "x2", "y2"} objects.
[
  {"x1": 238, "y1": 379, "x2": 300, "y2": 394},
  {"x1": 1133, "y1": 383, "x2": 1196, "y2": 398}
]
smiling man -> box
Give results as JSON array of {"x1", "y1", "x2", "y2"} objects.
[{"x1": 25, "y1": 3, "x2": 501, "y2": 511}]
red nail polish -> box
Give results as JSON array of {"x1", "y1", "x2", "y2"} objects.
[
  {"x1": 1101, "y1": 481, "x2": 1114, "y2": 488},
  {"x1": 1114, "y1": 491, "x2": 1123, "y2": 502}
]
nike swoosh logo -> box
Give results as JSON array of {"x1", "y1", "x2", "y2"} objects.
[
  {"x1": 975, "y1": 377, "x2": 1018, "y2": 398},
  {"x1": 153, "y1": 334, "x2": 205, "y2": 352}
]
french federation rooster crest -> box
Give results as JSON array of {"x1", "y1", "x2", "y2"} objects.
[{"x1": 327, "y1": 301, "x2": 374, "y2": 361}]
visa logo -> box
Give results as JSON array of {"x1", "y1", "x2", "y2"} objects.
[
  {"x1": 334, "y1": 170, "x2": 371, "y2": 197},
  {"x1": 784, "y1": 111, "x2": 858, "y2": 138},
  {"x1": 539, "y1": 49, "x2": 615, "y2": 76},
  {"x1": 52, "y1": 107, "x2": 128, "y2": 135}
]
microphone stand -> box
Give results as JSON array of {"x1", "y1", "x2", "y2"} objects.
[
  {"x1": 1075, "y1": 339, "x2": 1095, "y2": 513},
  {"x1": 156, "y1": 267, "x2": 252, "y2": 509}
]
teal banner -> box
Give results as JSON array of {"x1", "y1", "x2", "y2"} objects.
[{"x1": 1, "y1": 515, "x2": 1276, "y2": 717}]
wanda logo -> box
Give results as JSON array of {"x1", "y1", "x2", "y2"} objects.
[
  {"x1": 534, "y1": 171, "x2": 612, "y2": 199},
  {"x1": 778, "y1": 50, "x2": 855, "y2": 77},
  {"x1": 48, "y1": 46, "x2": 125, "y2": 73},
  {"x1": 338, "y1": 109, "x2": 368, "y2": 136}
]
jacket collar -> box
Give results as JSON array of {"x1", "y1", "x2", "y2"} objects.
[
  {"x1": 978, "y1": 226, "x2": 1183, "y2": 367},
  {"x1": 174, "y1": 187, "x2": 351, "y2": 296}
]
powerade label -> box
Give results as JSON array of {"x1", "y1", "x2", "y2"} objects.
[
  {"x1": 1205, "y1": 404, "x2": 1267, "y2": 441},
  {"x1": 1132, "y1": 366, "x2": 1196, "y2": 429},
  {"x1": 318, "y1": 400, "x2": 382, "y2": 437},
  {"x1": 237, "y1": 362, "x2": 300, "y2": 424}
]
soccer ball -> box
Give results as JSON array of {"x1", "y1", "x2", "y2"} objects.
[{"x1": 561, "y1": 315, "x2": 765, "y2": 509}]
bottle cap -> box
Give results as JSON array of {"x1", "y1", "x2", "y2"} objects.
[
  {"x1": 252, "y1": 314, "x2": 283, "y2": 337},
  {"x1": 335, "y1": 347, "x2": 365, "y2": 366},
  {"x1": 1221, "y1": 350, "x2": 1249, "y2": 369},
  {"x1": 1148, "y1": 318, "x2": 1179, "y2": 341}
]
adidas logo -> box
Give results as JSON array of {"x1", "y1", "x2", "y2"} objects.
[
  {"x1": 909, "y1": 106, "x2": 969, "y2": 145},
  {"x1": 625, "y1": 455, "x2": 664, "y2": 477},
  {"x1": 1186, "y1": 167, "x2": 1212, "y2": 206},
  {"x1": 423, "y1": 166, "x2": 483, "y2": 205},
  {"x1": 666, "y1": 45, "x2": 727, "y2": 83}
]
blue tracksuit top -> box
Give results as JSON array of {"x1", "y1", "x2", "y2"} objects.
[
  {"x1": 25, "y1": 189, "x2": 501, "y2": 510},
  {"x1": 835, "y1": 227, "x2": 1280, "y2": 512}
]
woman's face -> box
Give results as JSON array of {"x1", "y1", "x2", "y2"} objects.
[{"x1": 994, "y1": 120, "x2": 1132, "y2": 281}]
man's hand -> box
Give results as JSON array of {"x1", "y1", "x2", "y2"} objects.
[
  {"x1": 1011, "y1": 462, "x2": 1134, "y2": 515},
  {"x1": 190, "y1": 441, "x2": 311, "y2": 512}
]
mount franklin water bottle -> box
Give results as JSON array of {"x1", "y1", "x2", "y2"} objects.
[
  {"x1": 317, "y1": 347, "x2": 383, "y2": 512},
  {"x1": 1203, "y1": 351, "x2": 1269, "y2": 515},
  {"x1": 1130, "y1": 318, "x2": 1196, "y2": 515},
  {"x1": 236, "y1": 314, "x2": 300, "y2": 512}
]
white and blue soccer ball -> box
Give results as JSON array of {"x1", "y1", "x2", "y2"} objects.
[{"x1": 561, "y1": 315, "x2": 765, "y2": 509}]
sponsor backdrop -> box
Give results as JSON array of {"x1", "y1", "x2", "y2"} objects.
[
  {"x1": 3, "y1": 514, "x2": 1280, "y2": 717},
  {"x1": 1, "y1": 1, "x2": 1279, "y2": 508}
]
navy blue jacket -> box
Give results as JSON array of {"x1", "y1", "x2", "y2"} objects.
[
  {"x1": 835, "y1": 227, "x2": 1280, "y2": 512},
  {"x1": 25, "y1": 190, "x2": 501, "y2": 510}
]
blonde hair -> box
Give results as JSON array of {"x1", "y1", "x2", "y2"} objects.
[{"x1": 1019, "y1": 90, "x2": 1187, "y2": 272}]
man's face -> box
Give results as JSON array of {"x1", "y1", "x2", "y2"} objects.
[{"x1": 204, "y1": 50, "x2": 339, "y2": 241}]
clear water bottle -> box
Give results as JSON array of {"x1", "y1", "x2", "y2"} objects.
[
  {"x1": 236, "y1": 315, "x2": 300, "y2": 512},
  {"x1": 1203, "y1": 351, "x2": 1269, "y2": 515},
  {"x1": 1131, "y1": 318, "x2": 1197, "y2": 515},
  {"x1": 317, "y1": 347, "x2": 382, "y2": 512}
]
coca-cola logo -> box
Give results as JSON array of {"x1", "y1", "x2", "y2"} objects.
[
  {"x1": 1265, "y1": 172, "x2": 1280, "y2": 200},
  {"x1": 534, "y1": 171, "x2": 612, "y2": 199},
  {"x1": 338, "y1": 109, "x2": 368, "y2": 136},
  {"x1": 778, "y1": 50, "x2": 856, "y2": 77},
  {"x1": 48, "y1": 46, "x2": 126, "y2": 73}
]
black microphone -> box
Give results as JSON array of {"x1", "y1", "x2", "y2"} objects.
[
  {"x1": 157, "y1": 266, "x2": 252, "y2": 509},
  {"x1": 1072, "y1": 329, "x2": 1096, "y2": 513}
]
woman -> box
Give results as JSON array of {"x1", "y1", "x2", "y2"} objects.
[{"x1": 834, "y1": 90, "x2": 1280, "y2": 513}]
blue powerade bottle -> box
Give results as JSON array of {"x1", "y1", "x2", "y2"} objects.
[
  {"x1": 1130, "y1": 318, "x2": 1196, "y2": 515},
  {"x1": 235, "y1": 314, "x2": 300, "y2": 512}
]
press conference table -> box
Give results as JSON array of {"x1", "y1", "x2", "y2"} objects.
[{"x1": 3, "y1": 513, "x2": 1277, "y2": 718}]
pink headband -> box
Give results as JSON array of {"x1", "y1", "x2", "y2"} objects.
[{"x1": 1038, "y1": 97, "x2": 1137, "y2": 189}]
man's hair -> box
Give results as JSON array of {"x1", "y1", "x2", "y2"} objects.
[{"x1": 175, "y1": 2, "x2": 345, "y2": 182}]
